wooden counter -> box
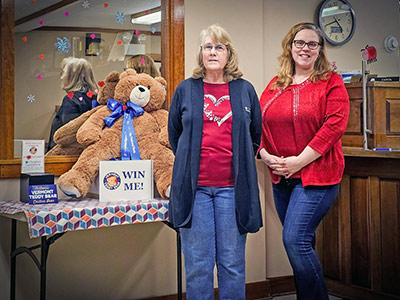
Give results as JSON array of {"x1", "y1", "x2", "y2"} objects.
[
  {"x1": 317, "y1": 147, "x2": 400, "y2": 300},
  {"x1": 343, "y1": 81, "x2": 400, "y2": 149}
]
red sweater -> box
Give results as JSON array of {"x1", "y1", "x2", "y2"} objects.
[{"x1": 260, "y1": 72, "x2": 349, "y2": 186}]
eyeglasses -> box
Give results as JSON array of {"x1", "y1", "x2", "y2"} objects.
[
  {"x1": 293, "y1": 40, "x2": 320, "y2": 50},
  {"x1": 202, "y1": 44, "x2": 227, "y2": 53}
]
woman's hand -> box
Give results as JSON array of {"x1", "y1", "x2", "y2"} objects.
[
  {"x1": 260, "y1": 146, "x2": 322, "y2": 178},
  {"x1": 278, "y1": 156, "x2": 303, "y2": 178},
  {"x1": 259, "y1": 148, "x2": 286, "y2": 171},
  {"x1": 279, "y1": 146, "x2": 322, "y2": 178}
]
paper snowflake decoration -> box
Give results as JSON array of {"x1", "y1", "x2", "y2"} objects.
[
  {"x1": 115, "y1": 11, "x2": 125, "y2": 24},
  {"x1": 54, "y1": 37, "x2": 71, "y2": 53},
  {"x1": 82, "y1": 0, "x2": 90, "y2": 8},
  {"x1": 27, "y1": 94, "x2": 35, "y2": 103}
]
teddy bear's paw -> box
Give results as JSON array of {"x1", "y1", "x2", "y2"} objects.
[
  {"x1": 59, "y1": 185, "x2": 82, "y2": 198},
  {"x1": 165, "y1": 186, "x2": 171, "y2": 198},
  {"x1": 76, "y1": 130, "x2": 102, "y2": 146}
]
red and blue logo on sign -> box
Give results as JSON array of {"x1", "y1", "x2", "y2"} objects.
[{"x1": 103, "y1": 172, "x2": 121, "y2": 190}]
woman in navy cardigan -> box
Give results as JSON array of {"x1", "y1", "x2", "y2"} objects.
[{"x1": 168, "y1": 24, "x2": 262, "y2": 300}]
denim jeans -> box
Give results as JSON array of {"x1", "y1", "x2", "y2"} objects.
[
  {"x1": 180, "y1": 186, "x2": 247, "y2": 300},
  {"x1": 273, "y1": 178, "x2": 339, "y2": 300}
]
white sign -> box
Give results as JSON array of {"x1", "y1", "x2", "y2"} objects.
[
  {"x1": 99, "y1": 160, "x2": 153, "y2": 202},
  {"x1": 21, "y1": 140, "x2": 45, "y2": 173}
]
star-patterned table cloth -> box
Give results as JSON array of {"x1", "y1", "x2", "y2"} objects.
[{"x1": 0, "y1": 198, "x2": 169, "y2": 238}]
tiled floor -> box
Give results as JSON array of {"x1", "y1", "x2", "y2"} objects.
[{"x1": 257, "y1": 294, "x2": 343, "y2": 300}]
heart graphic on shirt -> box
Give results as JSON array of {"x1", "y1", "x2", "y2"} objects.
[
  {"x1": 204, "y1": 94, "x2": 232, "y2": 127},
  {"x1": 67, "y1": 92, "x2": 74, "y2": 99},
  {"x1": 204, "y1": 94, "x2": 230, "y2": 107},
  {"x1": 86, "y1": 91, "x2": 93, "y2": 98},
  {"x1": 79, "y1": 97, "x2": 83, "y2": 101}
]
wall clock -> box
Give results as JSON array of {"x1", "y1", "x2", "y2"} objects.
[{"x1": 318, "y1": 0, "x2": 356, "y2": 45}]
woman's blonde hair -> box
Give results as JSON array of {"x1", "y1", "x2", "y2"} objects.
[
  {"x1": 126, "y1": 54, "x2": 161, "y2": 78},
  {"x1": 273, "y1": 22, "x2": 332, "y2": 90},
  {"x1": 192, "y1": 24, "x2": 243, "y2": 82},
  {"x1": 61, "y1": 57, "x2": 98, "y2": 93}
]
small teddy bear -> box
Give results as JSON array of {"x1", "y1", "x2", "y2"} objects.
[{"x1": 56, "y1": 69, "x2": 174, "y2": 199}]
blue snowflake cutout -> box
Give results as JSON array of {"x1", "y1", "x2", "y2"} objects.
[
  {"x1": 82, "y1": 0, "x2": 90, "y2": 8},
  {"x1": 115, "y1": 11, "x2": 125, "y2": 24},
  {"x1": 54, "y1": 37, "x2": 71, "y2": 53},
  {"x1": 27, "y1": 94, "x2": 35, "y2": 103}
]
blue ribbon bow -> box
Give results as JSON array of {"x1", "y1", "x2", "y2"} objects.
[{"x1": 104, "y1": 98, "x2": 144, "y2": 160}]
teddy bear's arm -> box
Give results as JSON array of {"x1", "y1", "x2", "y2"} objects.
[
  {"x1": 76, "y1": 106, "x2": 111, "y2": 146},
  {"x1": 53, "y1": 105, "x2": 103, "y2": 146},
  {"x1": 149, "y1": 109, "x2": 170, "y2": 148}
]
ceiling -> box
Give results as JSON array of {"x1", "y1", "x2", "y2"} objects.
[{"x1": 15, "y1": 0, "x2": 161, "y2": 32}]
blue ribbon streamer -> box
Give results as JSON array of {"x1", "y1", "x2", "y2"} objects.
[
  {"x1": 104, "y1": 99, "x2": 144, "y2": 160},
  {"x1": 92, "y1": 99, "x2": 99, "y2": 108}
]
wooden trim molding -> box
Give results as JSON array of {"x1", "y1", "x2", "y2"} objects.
[
  {"x1": 0, "y1": 0, "x2": 14, "y2": 160},
  {"x1": 0, "y1": 157, "x2": 78, "y2": 178},
  {"x1": 0, "y1": 0, "x2": 185, "y2": 177},
  {"x1": 15, "y1": 0, "x2": 78, "y2": 26},
  {"x1": 161, "y1": 0, "x2": 184, "y2": 108}
]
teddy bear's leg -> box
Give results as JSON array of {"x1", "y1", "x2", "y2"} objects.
[
  {"x1": 57, "y1": 127, "x2": 122, "y2": 198},
  {"x1": 139, "y1": 140, "x2": 174, "y2": 199}
]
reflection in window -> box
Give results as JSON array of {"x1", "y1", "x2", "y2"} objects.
[{"x1": 14, "y1": 0, "x2": 161, "y2": 155}]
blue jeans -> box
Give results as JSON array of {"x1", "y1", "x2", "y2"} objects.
[
  {"x1": 273, "y1": 178, "x2": 339, "y2": 300},
  {"x1": 180, "y1": 186, "x2": 247, "y2": 300}
]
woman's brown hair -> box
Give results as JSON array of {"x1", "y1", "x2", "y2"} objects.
[{"x1": 273, "y1": 22, "x2": 333, "y2": 90}]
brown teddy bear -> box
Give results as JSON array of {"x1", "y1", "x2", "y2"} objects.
[
  {"x1": 46, "y1": 71, "x2": 120, "y2": 156},
  {"x1": 56, "y1": 69, "x2": 174, "y2": 199}
]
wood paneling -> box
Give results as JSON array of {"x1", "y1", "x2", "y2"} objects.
[
  {"x1": 350, "y1": 177, "x2": 370, "y2": 289},
  {"x1": 387, "y1": 99, "x2": 400, "y2": 133},
  {"x1": 323, "y1": 197, "x2": 340, "y2": 280},
  {"x1": 317, "y1": 154, "x2": 400, "y2": 300},
  {"x1": 380, "y1": 180, "x2": 400, "y2": 295},
  {"x1": 343, "y1": 82, "x2": 400, "y2": 149}
]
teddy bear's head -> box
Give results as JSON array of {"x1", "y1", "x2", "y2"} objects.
[{"x1": 113, "y1": 69, "x2": 167, "y2": 112}]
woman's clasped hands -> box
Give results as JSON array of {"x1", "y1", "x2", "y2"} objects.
[{"x1": 259, "y1": 148, "x2": 304, "y2": 178}]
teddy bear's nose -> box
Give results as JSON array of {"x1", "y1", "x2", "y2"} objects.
[{"x1": 138, "y1": 86, "x2": 145, "y2": 92}]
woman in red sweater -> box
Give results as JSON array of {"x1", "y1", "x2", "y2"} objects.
[{"x1": 259, "y1": 22, "x2": 349, "y2": 299}]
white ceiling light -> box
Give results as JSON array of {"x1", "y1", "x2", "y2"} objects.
[{"x1": 131, "y1": 7, "x2": 161, "y2": 25}]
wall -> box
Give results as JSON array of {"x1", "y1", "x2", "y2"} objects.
[{"x1": 263, "y1": 0, "x2": 400, "y2": 83}]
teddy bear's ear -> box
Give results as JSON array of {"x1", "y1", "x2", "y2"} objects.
[
  {"x1": 120, "y1": 68, "x2": 137, "y2": 80},
  {"x1": 105, "y1": 71, "x2": 120, "y2": 83},
  {"x1": 97, "y1": 71, "x2": 120, "y2": 105},
  {"x1": 155, "y1": 76, "x2": 167, "y2": 96}
]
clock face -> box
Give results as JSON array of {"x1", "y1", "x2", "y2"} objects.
[{"x1": 318, "y1": 0, "x2": 356, "y2": 45}]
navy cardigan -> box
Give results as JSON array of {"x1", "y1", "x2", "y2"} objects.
[{"x1": 168, "y1": 77, "x2": 263, "y2": 234}]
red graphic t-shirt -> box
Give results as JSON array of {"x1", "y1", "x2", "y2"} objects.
[{"x1": 198, "y1": 82, "x2": 233, "y2": 187}]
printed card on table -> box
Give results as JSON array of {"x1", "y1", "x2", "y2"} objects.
[
  {"x1": 21, "y1": 140, "x2": 45, "y2": 174},
  {"x1": 99, "y1": 160, "x2": 154, "y2": 202},
  {"x1": 28, "y1": 184, "x2": 58, "y2": 205}
]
